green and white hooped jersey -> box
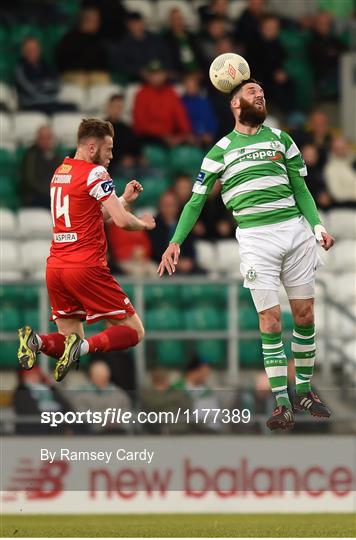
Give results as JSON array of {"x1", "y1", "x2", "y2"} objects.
[{"x1": 193, "y1": 125, "x2": 307, "y2": 228}]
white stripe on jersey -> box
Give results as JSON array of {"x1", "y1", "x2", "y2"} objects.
[
  {"x1": 220, "y1": 159, "x2": 287, "y2": 184},
  {"x1": 224, "y1": 141, "x2": 286, "y2": 166},
  {"x1": 222, "y1": 174, "x2": 289, "y2": 204},
  {"x1": 233, "y1": 195, "x2": 296, "y2": 216},
  {"x1": 286, "y1": 142, "x2": 300, "y2": 159},
  {"x1": 201, "y1": 157, "x2": 224, "y2": 173}
]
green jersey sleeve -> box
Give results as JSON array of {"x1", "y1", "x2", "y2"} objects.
[
  {"x1": 282, "y1": 132, "x2": 322, "y2": 229},
  {"x1": 170, "y1": 143, "x2": 225, "y2": 245}
]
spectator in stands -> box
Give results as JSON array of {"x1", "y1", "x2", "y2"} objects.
[
  {"x1": 173, "y1": 173, "x2": 193, "y2": 210},
  {"x1": 292, "y1": 110, "x2": 332, "y2": 170},
  {"x1": 15, "y1": 37, "x2": 71, "y2": 114},
  {"x1": 113, "y1": 12, "x2": 171, "y2": 82},
  {"x1": 81, "y1": 0, "x2": 128, "y2": 43},
  {"x1": 171, "y1": 357, "x2": 222, "y2": 432},
  {"x1": 105, "y1": 94, "x2": 143, "y2": 175},
  {"x1": 133, "y1": 60, "x2": 192, "y2": 147},
  {"x1": 107, "y1": 211, "x2": 156, "y2": 276},
  {"x1": 139, "y1": 368, "x2": 188, "y2": 434},
  {"x1": 194, "y1": 182, "x2": 235, "y2": 240},
  {"x1": 21, "y1": 125, "x2": 61, "y2": 208},
  {"x1": 234, "y1": 0, "x2": 266, "y2": 51},
  {"x1": 72, "y1": 360, "x2": 132, "y2": 434},
  {"x1": 56, "y1": 6, "x2": 109, "y2": 87},
  {"x1": 148, "y1": 190, "x2": 201, "y2": 274},
  {"x1": 308, "y1": 11, "x2": 346, "y2": 101},
  {"x1": 246, "y1": 14, "x2": 296, "y2": 113},
  {"x1": 163, "y1": 7, "x2": 202, "y2": 76},
  {"x1": 324, "y1": 137, "x2": 356, "y2": 206},
  {"x1": 198, "y1": 14, "x2": 231, "y2": 68},
  {"x1": 181, "y1": 72, "x2": 218, "y2": 147},
  {"x1": 198, "y1": 0, "x2": 230, "y2": 25},
  {"x1": 301, "y1": 143, "x2": 331, "y2": 209},
  {"x1": 13, "y1": 366, "x2": 73, "y2": 435}
]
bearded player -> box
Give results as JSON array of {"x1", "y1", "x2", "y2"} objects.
[
  {"x1": 18, "y1": 119, "x2": 155, "y2": 382},
  {"x1": 158, "y1": 79, "x2": 335, "y2": 431}
]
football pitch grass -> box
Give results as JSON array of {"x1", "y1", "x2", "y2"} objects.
[{"x1": 1, "y1": 514, "x2": 355, "y2": 537}]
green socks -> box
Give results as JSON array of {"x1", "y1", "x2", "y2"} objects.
[
  {"x1": 261, "y1": 332, "x2": 291, "y2": 409},
  {"x1": 292, "y1": 323, "x2": 316, "y2": 394}
]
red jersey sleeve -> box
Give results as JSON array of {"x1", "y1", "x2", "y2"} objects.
[{"x1": 85, "y1": 165, "x2": 115, "y2": 202}]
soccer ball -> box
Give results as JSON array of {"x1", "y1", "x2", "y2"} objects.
[{"x1": 209, "y1": 53, "x2": 250, "y2": 94}]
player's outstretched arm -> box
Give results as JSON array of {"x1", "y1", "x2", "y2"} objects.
[
  {"x1": 102, "y1": 193, "x2": 155, "y2": 231},
  {"x1": 157, "y1": 193, "x2": 207, "y2": 276},
  {"x1": 289, "y1": 175, "x2": 335, "y2": 251}
]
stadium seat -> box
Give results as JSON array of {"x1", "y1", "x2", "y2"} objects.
[
  {"x1": 156, "y1": 0, "x2": 199, "y2": 31},
  {"x1": 123, "y1": 0, "x2": 155, "y2": 28},
  {"x1": 145, "y1": 306, "x2": 184, "y2": 330},
  {"x1": 18, "y1": 208, "x2": 53, "y2": 239},
  {"x1": 181, "y1": 283, "x2": 227, "y2": 306},
  {"x1": 143, "y1": 145, "x2": 170, "y2": 171},
  {"x1": 328, "y1": 240, "x2": 356, "y2": 272},
  {"x1": 144, "y1": 284, "x2": 180, "y2": 306},
  {"x1": 195, "y1": 240, "x2": 218, "y2": 273},
  {"x1": 135, "y1": 177, "x2": 169, "y2": 207},
  {"x1": 1, "y1": 239, "x2": 20, "y2": 272},
  {"x1": 327, "y1": 209, "x2": 356, "y2": 240},
  {"x1": 52, "y1": 113, "x2": 84, "y2": 147},
  {"x1": 185, "y1": 306, "x2": 226, "y2": 330},
  {"x1": 19, "y1": 239, "x2": 51, "y2": 276},
  {"x1": 13, "y1": 112, "x2": 49, "y2": 145},
  {"x1": 228, "y1": 1, "x2": 248, "y2": 20},
  {"x1": 0, "y1": 306, "x2": 21, "y2": 331},
  {"x1": 238, "y1": 306, "x2": 259, "y2": 330},
  {"x1": 239, "y1": 339, "x2": 263, "y2": 368},
  {"x1": 0, "y1": 340, "x2": 18, "y2": 369},
  {"x1": 58, "y1": 84, "x2": 86, "y2": 111},
  {"x1": 0, "y1": 113, "x2": 14, "y2": 146},
  {"x1": 216, "y1": 240, "x2": 240, "y2": 275},
  {"x1": 156, "y1": 340, "x2": 187, "y2": 367},
  {"x1": 0, "y1": 208, "x2": 17, "y2": 238},
  {"x1": 195, "y1": 340, "x2": 227, "y2": 368},
  {"x1": 0, "y1": 82, "x2": 18, "y2": 111},
  {"x1": 169, "y1": 146, "x2": 204, "y2": 175},
  {"x1": 0, "y1": 147, "x2": 17, "y2": 176},
  {"x1": 86, "y1": 84, "x2": 123, "y2": 114}
]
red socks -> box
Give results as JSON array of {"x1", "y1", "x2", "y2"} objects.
[
  {"x1": 39, "y1": 333, "x2": 65, "y2": 359},
  {"x1": 87, "y1": 325, "x2": 139, "y2": 353}
]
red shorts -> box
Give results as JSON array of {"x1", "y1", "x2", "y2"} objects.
[{"x1": 46, "y1": 265, "x2": 136, "y2": 324}]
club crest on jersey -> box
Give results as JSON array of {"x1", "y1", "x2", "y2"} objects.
[
  {"x1": 246, "y1": 267, "x2": 257, "y2": 282},
  {"x1": 58, "y1": 164, "x2": 72, "y2": 173},
  {"x1": 196, "y1": 171, "x2": 205, "y2": 184}
]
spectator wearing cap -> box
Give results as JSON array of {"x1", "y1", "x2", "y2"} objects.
[
  {"x1": 170, "y1": 357, "x2": 222, "y2": 432},
  {"x1": 133, "y1": 60, "x2": 192, "y2": 147},
  {"x1": 105, "y1": 94, "x2": 144, "y2": 175},
  {"x1": 13, "y1": 366, "x2": 73, "y2": 435},
  {"x1": 56, "y1": 6, "x2": 109, "y2": 87},
  {"x1": 113, "y1": 12, "x2": 171, "y2": 82}
]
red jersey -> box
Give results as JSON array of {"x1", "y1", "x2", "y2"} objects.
[{"x1": 47, "y1": 157, "x2": 115, "y2": 268}]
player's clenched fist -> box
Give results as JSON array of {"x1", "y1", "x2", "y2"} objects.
[
  {"x1": 157, "y1": 242, "x2": 180, "y2": 277},
  {"x1": 141, "y1": 213, "x2": 156, "y2": 231},
  {"x1": 123, "y1": 180, "x2": 143, "y2": 203},
  {"x1": 314, "y1": 225, "x2": 335, "y2": 251}
]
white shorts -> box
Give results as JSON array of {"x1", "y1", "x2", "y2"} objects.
[{"x1": 235, "y1": 216, "x2": 322, "y2": 292}]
